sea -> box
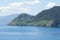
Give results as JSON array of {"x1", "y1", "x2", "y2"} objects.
[{"x1": 0, "y1": 26, "x2": 60, "y2": 40}]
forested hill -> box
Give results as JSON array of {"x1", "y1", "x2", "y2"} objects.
[{"x1": 8, "y1": 6, "x2": 60, "y2": 27}]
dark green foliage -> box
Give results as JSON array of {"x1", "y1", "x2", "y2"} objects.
[{"x1": 8, "y1": 6, "x2": 60, "y2": 27}]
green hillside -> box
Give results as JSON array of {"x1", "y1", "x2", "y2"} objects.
[{"x1": 8, "y1": 6, "x2": 60, "y2": 27}]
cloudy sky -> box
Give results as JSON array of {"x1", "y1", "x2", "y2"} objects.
[{"x1": 0, "y1": 0, "x2": 60, "y2": 16}]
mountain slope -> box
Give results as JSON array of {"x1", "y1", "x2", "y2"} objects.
[
  {"x1": 8, "y1": 13, "x2": 34, "y2": 26},
  {"x1": 32, "y1": 6, "x2": 60, "y2": 27},
  {"x1": 8, "y1": 6, "x2": 60, "y2": 27}
]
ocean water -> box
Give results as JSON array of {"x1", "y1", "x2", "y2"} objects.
[{"x1": 0, "y1": 26, "x2": 60, "y2": 40}]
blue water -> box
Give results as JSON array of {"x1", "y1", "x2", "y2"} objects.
[{"x1": 0, "y1": 26, "x2": 60, "y2": 40}]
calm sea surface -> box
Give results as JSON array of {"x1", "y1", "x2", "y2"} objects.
[{"x1": 0, "y1": 26, "x2": 60, "y2": 40}]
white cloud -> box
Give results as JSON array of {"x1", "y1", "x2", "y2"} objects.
[
  {"x1": 0, "y1": 0, "x2": 40, "y2": 16},
  {"x1": 19, "y1": 8, "x2": 30, "y2": 13},
  {"x1": 46, "y1": 2, "x2": 56, "y2": 8},
  {"x1": 9, "y1": 2, "x2": 23, "y2": 8},
  {"x1": 34, "y1": 0, "x2": 40, "y2": 3},
  {"x1": 25, "y1": 0, "x2": 40, "y2": 5}
]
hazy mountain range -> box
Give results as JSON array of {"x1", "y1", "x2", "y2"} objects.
[
  {"x1": 8, "y1": 6, "x2": 60, "y2": 27},
  {"x1": 0, "y1": 14, "x2": 19, "y2": 26}
]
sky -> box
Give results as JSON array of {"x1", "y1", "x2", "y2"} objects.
[{"x1": 0, "y1": 0, "x2": 60, "y2": 16}]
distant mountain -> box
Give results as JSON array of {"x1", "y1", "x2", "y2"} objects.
[
  {"x1": 0, "y1": 14, "x2": 19, "y2": 26},
  {"x1": 8, "y1": 6, "x2": 60, "y2": 27}
]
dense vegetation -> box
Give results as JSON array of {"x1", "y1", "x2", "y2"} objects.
[{"x1": 8, "y1": 6, "x2": 60, "y2": 27}]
